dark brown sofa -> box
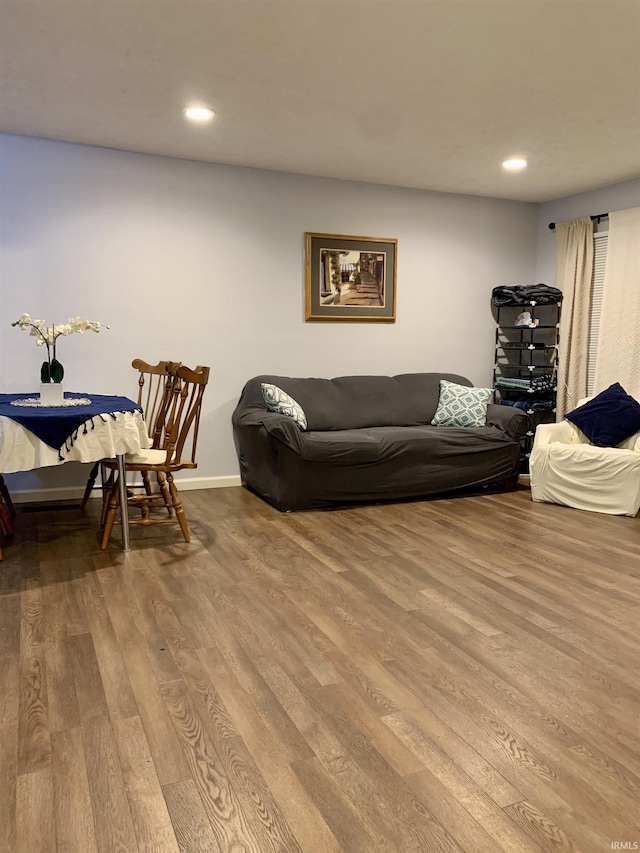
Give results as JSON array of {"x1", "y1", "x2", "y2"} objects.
[{"x1": 232, "y1": 373, "x2": 528, "y2": 511}]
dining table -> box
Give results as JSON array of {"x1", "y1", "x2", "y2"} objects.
[{"x1": 0, "y1": 391, "x2": 150, "y2": 556}]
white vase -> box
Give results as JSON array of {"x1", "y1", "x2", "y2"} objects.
[{"x1": 40, "y1": 382, "x2": 64, "y2": 405}]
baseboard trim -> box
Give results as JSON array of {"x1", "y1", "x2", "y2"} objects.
[{"x1": 8, "y1": 475, "x2": 242, "y2": 504}]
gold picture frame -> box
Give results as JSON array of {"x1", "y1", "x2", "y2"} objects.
[{"x1": 305, "y1": 232, "x2": 397, "y2": 322}]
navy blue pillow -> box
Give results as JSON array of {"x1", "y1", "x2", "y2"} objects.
[{"x1": 566, "y1": 383, "x2": 640, "y2": 447}]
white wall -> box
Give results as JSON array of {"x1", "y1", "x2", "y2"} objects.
[
  {"x1": 0, "y1": 134, "x2": 538, "y2": 496},
  {"x1": 535, "y1": 178, "x2": 640, "y2": 286}
]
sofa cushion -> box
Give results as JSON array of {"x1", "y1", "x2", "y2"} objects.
[
  {"x1": 261, "y1": 383, "x2": 307, "y2": 430},
  {"x1": 566, "y1": 383, "x2": 640, "y2": 447},
  {"x1": 246, "y1": 373, "x2": 473, "y2": 430},
  {"x1": 298, "y1": 428, "x2": 387, "y2": 463},
  {"x1": 431, "y1": 380, "x2": 492, "y2": 427},
  {"x1": 298, "y1": 424, "x2": 508, "y2": 464}
]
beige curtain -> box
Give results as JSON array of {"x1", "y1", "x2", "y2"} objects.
[
  {"x1": 555, "y1": 216, "x2": 594, "y2": 417},
  {"x1": 594, "y1": 207, "x2": 640, "y2": 399}
]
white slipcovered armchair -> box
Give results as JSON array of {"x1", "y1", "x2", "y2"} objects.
[{"x1": 530, "y1": 398, "x2": 640, "y2": 516}]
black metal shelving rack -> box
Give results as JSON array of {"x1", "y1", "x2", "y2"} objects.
[{"x1": 493, "y1": 301, "x2": 562, "y2": 473}]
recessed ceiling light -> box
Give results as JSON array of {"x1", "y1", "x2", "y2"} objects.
[
  {"x1": 183, "y1": 106, "x2": 215, "y2": 123},
  {"x1": 502, "y1": 158, "x2": 527, "y2": 171}
]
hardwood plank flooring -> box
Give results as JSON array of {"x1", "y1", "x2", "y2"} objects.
[{"x1": 0, "y1": 484, "x2": 638, "y2": 852}]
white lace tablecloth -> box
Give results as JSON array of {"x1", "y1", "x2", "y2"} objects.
[{"x1": 0, "y1": 410, "x2": 150, "y2": 474}]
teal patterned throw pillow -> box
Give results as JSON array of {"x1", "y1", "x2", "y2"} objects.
[
  {"x1": 261, "y1": 383, "x2": 308, "y2": 430},
  {"x1": 431, "y1": 380, "x2": 492, "y2": 427}
]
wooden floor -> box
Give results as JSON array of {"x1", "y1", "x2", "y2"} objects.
[{"x1": 1, "y1": 485, "x2": 639, "y2": 853}]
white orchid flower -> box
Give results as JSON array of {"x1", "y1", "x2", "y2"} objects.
[{"x1": 12, "y1": 313, "x2": 108, "y2": 367}]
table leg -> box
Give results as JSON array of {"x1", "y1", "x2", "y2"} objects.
[{"x1": 116, "y1": 454, "x2": 131, "y2": 552}]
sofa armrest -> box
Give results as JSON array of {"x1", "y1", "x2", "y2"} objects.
[
  {"x1": 485, "y1": 404, "x2": 529, "y2": 440},
  {"x1": 235, "y1": 408, "x2": 304, "y2": 453},
  {"x1": 532, "y1": 420, "x2": 583, "y2": 449},
  {"x1": 618, "y1": 429, "x2": 640, "y2": 452},
  {"x1": 261, "y1": 413, "x2": 305, "y2": 452}
]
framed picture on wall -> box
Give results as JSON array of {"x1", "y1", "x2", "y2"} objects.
[{"x1": 304, "y1": 232, "x2": 397, "y2": 322}]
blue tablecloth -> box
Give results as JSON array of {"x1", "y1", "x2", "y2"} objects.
[{"x1": 0, "y1": 393, "x2": 142, "y2": 459}]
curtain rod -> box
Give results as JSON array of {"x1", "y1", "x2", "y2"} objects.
[{"x1": 548, "y1": 213, "x2": 608, "y2": 231}]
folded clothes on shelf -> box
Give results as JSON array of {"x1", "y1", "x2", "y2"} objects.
[
  {"x1": 496, "y1": 377, "x2": 530, "y2": 389},
  {"x1": 491, "y1": 284, "x2": 563, "y2": 307},
  {"x1": 495, "y1": 375, "x2": 555, "y2": 391},
  {"x1": 500, "y1": 398, "x2": 556, "y2": 412},
  {"x1": 531, "y1": 375, "x2": 556, "y2": 391}
]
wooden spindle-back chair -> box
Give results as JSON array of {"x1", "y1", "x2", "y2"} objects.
[
  {"x1": 100, "y1": 362, "x2": 210, "y2": 549},
  {"x1": 80, "y1": 358, "x2": 180, "y2": 510}
]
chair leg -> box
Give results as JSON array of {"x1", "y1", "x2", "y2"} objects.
[
  {"x1": 99, "y1": 462, "x2": 108, "y2": 506},
  {"x1": 80, "y1": 461, "x2": 101, "y2": 511},
  {"x1": 167, "y1": 473, "x2": 190, "y2": 542},
  {"x1": 0, "y1": 500, "x2": 10, "y2": 562},
  {"x1": 0, "y1": 474, "x2": 15, "y2": 525},
  {"x1": 101, "y1": 470, "x2": 116, "y2": 527},
  {"x1": 142, "y1": 471, "x2": 153, "y2": 497},
  {"x1": 157, "y1": 472, "x2": 173, "y2": 515},
  {"x1": 0, "y1": 500, "x2": 12, "y2": 535},
  {"x1": 138, "y1": 471, "x2": 151, "y2": 519},
  {"x1": 100, "y1": 478, "x2": 121, "y2": 550}
]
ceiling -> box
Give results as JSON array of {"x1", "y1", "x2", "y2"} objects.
[{"x1": 1, "y1": 0, "x2": 639, "y2": 203}]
